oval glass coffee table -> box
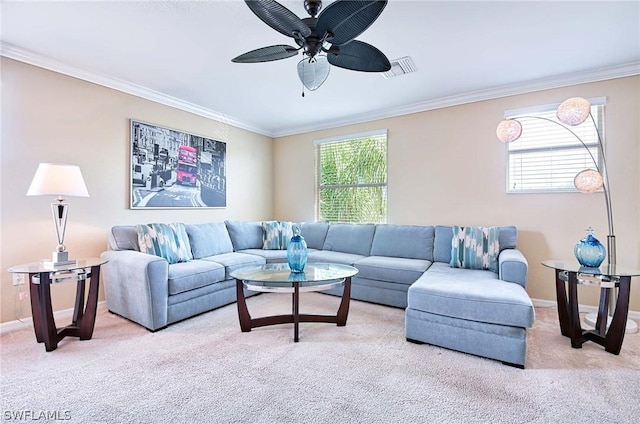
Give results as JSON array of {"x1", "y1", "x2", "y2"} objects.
[{"x1": 230, "y1": 263, "x2": 358, "y2": 342}]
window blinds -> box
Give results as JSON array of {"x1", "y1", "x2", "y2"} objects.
[{"x1": 506, "y1": 104, "x2": 604, "y2": 193}]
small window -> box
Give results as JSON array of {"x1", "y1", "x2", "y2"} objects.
[
  {"x1": 505, "y1": 99, "x2": 605, "y2": 193},
  {"x1": 315, "y1": 130, "x2": 388, "y2": 223}
]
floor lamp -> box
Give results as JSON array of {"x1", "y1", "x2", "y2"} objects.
[
  {"x1": 27, "y1": 163, "x2": 89, "y2": 267},
  {"x1": 496, "y1": 97, "x2": 636, "y2": 334}
]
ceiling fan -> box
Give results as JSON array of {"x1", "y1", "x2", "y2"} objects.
[{"x1": 232, "y1": 0, "x2": 391, "y2": 95}]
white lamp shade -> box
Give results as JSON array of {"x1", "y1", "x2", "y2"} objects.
[
  {"x1": 557, "y1": 97, "x2": 591, "y2": 126},
  {"x1": 496, "y1": 119, "x2": 522, "y2": 143},
  {"x1": 574, "y1": 169, "x2": 604, "y2": 193},
  {"x1": 27, "y1": 163, "x2": 89, "y2": 197},
  {"x1": 297, "y1": 55, "x2": 330, "y2": 91}
]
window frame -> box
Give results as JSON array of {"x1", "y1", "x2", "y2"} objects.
[
  {"x1": 504, "y1": 97, "x2": 606, "y2": 194},
  {"x1": 314, "y1": 129, "x2": 388, "y2": 223}
]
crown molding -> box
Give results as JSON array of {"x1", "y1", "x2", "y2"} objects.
[
  {"x1": 272, "y1": 62, "x2": 640, "y2": 137},
  {"x1": 0, "y1": 42, "x2": 275, "y2": 137},
  {"x1": 3, "y1": 42, "x2": 638, "y2": 139}
]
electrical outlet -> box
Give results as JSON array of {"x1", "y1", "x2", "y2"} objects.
[{"x1": 12, "y1": 273, "x2": 26, "y2": 286}]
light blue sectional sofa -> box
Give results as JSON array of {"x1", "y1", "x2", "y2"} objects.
[{"x1": 101, "y1": 221, "x2": 534, "y2": 367}]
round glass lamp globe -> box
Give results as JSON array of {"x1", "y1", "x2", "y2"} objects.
[
  {"x1": 298, "y1": 55, "x2": 330, "y2": 91},
  {"x1": 557, "y1": 97, "x2": 591, "y2": 126},
  {"x1": 574, "y1": 169, "x2": 604, "y2": 193},
  {"x1": 496, "y1": 119, "x2": 522, "y2": 143}
]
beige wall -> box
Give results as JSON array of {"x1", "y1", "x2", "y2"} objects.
[
  {"x1": 2, "y1": 57, "x2": 638, "y2": 325},
  {"x1": 0, "y1": 58, "x2": 274, "y2": 323},
  {"x1": 273, "y1": 76, "x2": 640, "y2": 312}
]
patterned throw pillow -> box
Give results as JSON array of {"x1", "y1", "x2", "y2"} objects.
[
  {"x1": 450, "y1": 226, "x2": 499, "y2": 273},
  {"x1": 136, "y1": 223, "x2": 192, "y2": 264},
  {"x1": 170, "y1": 222, "x2": 194, "y2": 262},
  {"x1": 262, "y1": 221, "x2": 294, "y2": 250}
]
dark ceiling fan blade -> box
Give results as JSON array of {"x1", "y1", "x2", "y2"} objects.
[
  {"x1": 316, "y1": 0, "x2": 387, "y2": 46},
  {"x1": 327, "y1": 40, "x2": 391, "y2": 72},
  {"x1": 245, "y1": 0, "x2": 311, "y2": 38},
  {"x1": 232, "y1": 45, "x2": 299, "y2": 63}
]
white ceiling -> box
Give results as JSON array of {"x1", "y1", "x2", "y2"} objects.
[{"x1": 2, "y1": 0, "x2": 639, "y2": 137}]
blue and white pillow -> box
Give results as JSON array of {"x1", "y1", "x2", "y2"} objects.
[
  {"x1": 262, "y1": 221, "x2": 294, "y2": 250},
  {"x1": 136, "y1": 223, "x2": 193, "y2": 264},
  {"x1": 450, "y1": 226, "x2": 499, "y2": 273},
  {"x1": 169, "y1": 222, "x2": 194, "y2": 262}
]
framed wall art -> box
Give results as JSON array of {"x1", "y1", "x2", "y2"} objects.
[{"x1": 130, "y1": 120, "x2": 226, "y2": 209}]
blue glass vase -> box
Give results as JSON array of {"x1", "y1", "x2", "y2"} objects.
[
  {"x1": 287, "y1": 226, "x2": 307, "y2": 273},
  {"x1": 574, "y1": 227, "x2": 606, "y2": 268}
]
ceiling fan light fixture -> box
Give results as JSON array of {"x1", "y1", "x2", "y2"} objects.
[
  {"x1": 297, "y1": 55, "x2": 330, "y2": 91},
  {"x1": 235, "y1": 0, "x2": 390, "y2": 94}
]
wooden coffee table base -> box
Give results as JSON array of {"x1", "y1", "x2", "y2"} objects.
[{"x1": 235, "y1": 277, "x2": 352, "y2": 342}]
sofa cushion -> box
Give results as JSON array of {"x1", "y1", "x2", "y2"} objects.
[
  {"x1": 408, "y1": 263, "x2": 534, "y2": 328},
  {"x1": 300, "y1": 222, "x2": 330, "y2": 250},
  {"x1": 225, "y1": 221, "x2": 263, "y2": 250},
  {"x1": 239, "y1": 248, "x2": 291, "y2": 263},
  {"x1": 354, "y1": 256, "x2": 431, "y2": 285},
  {"x1": 201, "y1": 252, "x2": 266, "y2": 280},
  {"x1": 434, "y1": 225, "x2": 517, "y2": 264},
  {"x1": 108, "y1": 225, "x2": 139, "y2": 251},
  {"x1": 307, "y1": 250, "x2": 366, "y2": 266},
  {"x1": 322, "y1": 223, "x2": 375, "y2": 256},
  {"x1": 185, "y1": 223, "x2": 234, "y2": 259},
  {"x1": 262, "y1": 221, "x2": 294, "y2": 250},
  {"x1": 167, "y1": 260, "x2": 226, "y2": 296},
  {"x1": 370, "y1": 225, "x2": 434, "y2": 260},
  {"x1": 136, "y1": 223, "x2": 192, "y2": 264},
  {"x1": 450, "y1": 226, "x2": 499, "y2": 273}
]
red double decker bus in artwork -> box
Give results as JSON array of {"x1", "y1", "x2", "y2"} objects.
[{"x1": 176, "y1": 145, "x2": 198, "y2": 186}]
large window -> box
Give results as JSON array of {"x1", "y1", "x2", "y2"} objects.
[
  {"x1": 505, "y1": 98, "x2": 605, "y2": 193},
  {"x1": 315, "y1": 130, "x2": 387, "y2": 223}
]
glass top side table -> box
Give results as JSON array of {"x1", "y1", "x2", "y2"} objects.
[
  {"x1": 8, "y1": 258, "x2": 107, "y2": 352},
  {"x1": 541, "y1": 260, "x2": 639, "y2": 355}
]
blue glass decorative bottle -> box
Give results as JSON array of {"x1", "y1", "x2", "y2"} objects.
[
  {"x1": 574, "y1": 227, "x2": 606, "y2": 268},
  {"x1": 287, "y1": 226, "x2": 307, "y2": 273}
]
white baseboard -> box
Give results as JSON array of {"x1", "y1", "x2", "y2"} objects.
[
  {"x1": 0, "y1": 301, "x2": 108, "y2": 335},
  {"x1": 2, "y1": 299, "x2": 637, "y2": 334},
  {"x1": 531, "y1": 298, "x2": 640, "y2": 321}
]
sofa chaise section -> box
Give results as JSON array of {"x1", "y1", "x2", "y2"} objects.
[{"x1": 405, "y1": 226, "x2": 534, "y2": 368}]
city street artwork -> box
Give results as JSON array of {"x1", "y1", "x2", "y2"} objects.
[{"x1": 130, "y1": 120, "x2": 226, "y2": 209}]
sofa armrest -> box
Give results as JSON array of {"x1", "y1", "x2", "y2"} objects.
[
  {"x1": 100, "y1": 250, "x2": 169, "y2": 331},
  {"x1": 498, "y1": 248, "x2": 528, "y2": 288}
]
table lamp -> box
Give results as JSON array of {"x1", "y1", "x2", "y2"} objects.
[{"x1": 27, "y1": 163, "x2": 89, "y2": 266}]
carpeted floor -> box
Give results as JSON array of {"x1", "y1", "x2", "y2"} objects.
[{"x1": 1, "y1": 293, "x2": 639, "y2": 423}]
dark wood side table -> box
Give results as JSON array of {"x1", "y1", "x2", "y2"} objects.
[
  {"x1": 541, "y1": 260, "x2": 639, "y2": 355},
  {"x1": 8, "y1": 258, "x2": 107, "y2": 352}
]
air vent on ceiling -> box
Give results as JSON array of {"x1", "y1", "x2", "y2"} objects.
[{"x1": 382, "y1": 56, "x2": 417, "y2": 79}]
